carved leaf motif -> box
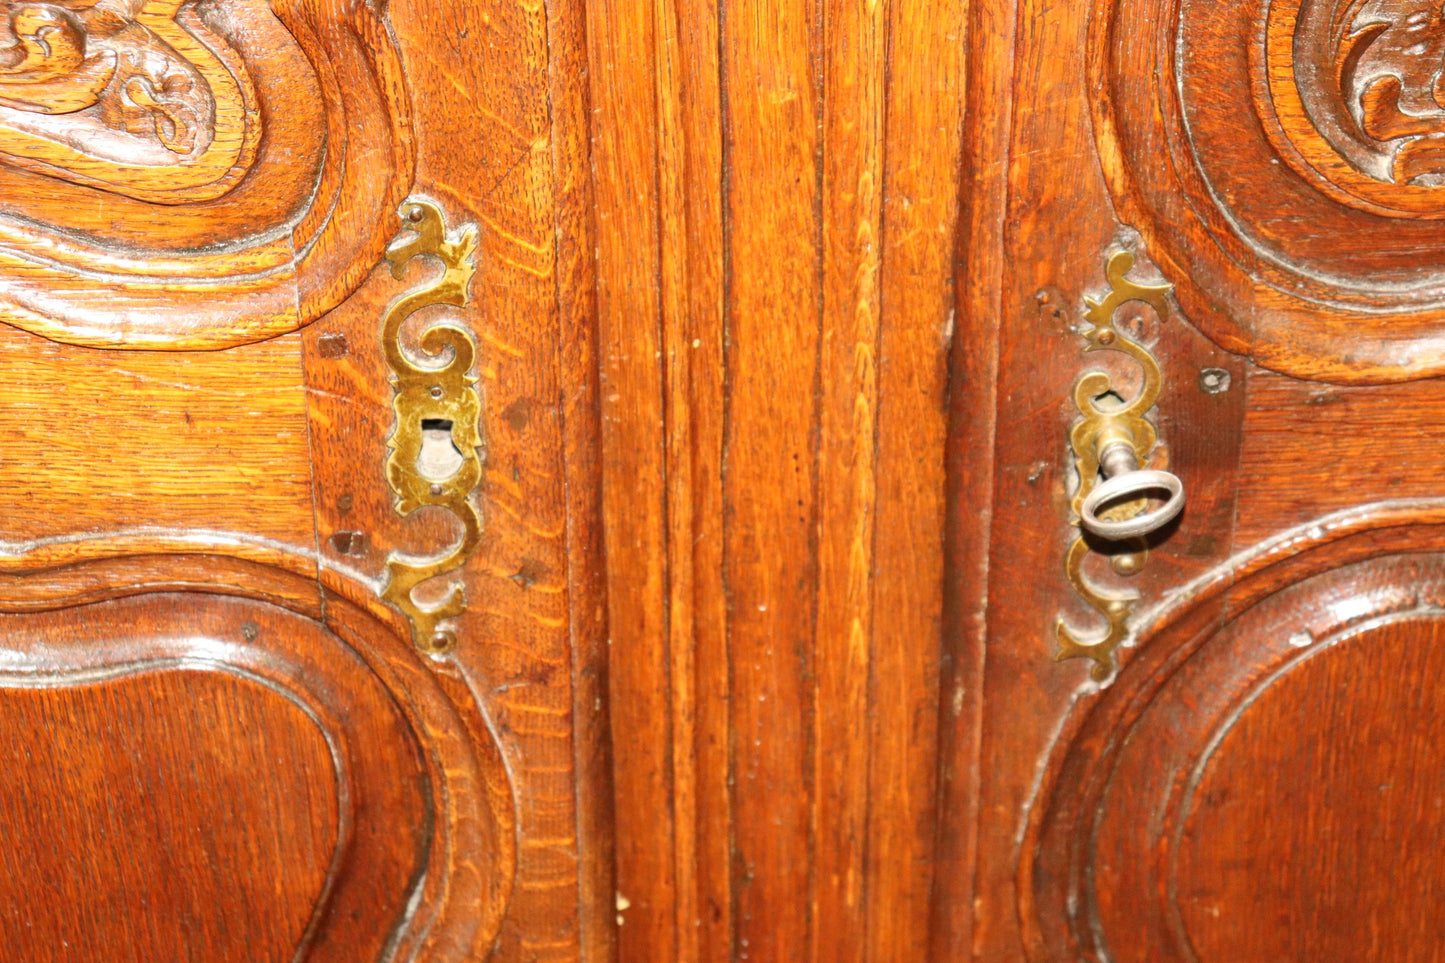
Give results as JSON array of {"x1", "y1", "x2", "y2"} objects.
[
  {"x1": 0, "y1": 0, "x2": 416, "y2": 349},
  {"x1": 0, "y1": 0, "x2": 221, "y2": 166},
  {"x1": 0, "y1": 4, "x2": 115, "y2": 112},
  {"x1": 1333, "y1": 0, "x2": 1445, "y2": 184},
  {"x1": 1091, "y1": 0, "x2": 1445, "y2": 381}
]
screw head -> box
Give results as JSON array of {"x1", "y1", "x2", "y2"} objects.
[{"x1": 1199, "y1": 367, "x2": 1232, "y2": 394}]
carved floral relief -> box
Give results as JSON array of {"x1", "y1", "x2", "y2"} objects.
[
  {"x1": 1, "y1": 1, "x2": 215, "y2": 153},
  {"x1": 1283, "y1": 0, "x2": 1445, "y2": 192},
  {"x1": 0, "y1": 0, "x2": 416, "y2": 349},
  {"x1": 1333, "y1": 0, "x2": 1445, "y2": 185},
  {"x1": 0, "y1": 0, "x2": 252, "y2": 200},
  {"x1": 1090, "y1": 0, "x2": 1445, "y2": 379}
]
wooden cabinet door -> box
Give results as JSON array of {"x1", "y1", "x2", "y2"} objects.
[
  {"x1": 945, "y1": 0, "x2": 1445, "y2": 960},
  {"x1": 0, "y1": 2, "x2": 610, "y2": 960}
]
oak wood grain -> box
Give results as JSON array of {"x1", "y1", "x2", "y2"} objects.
[
  {"x1": 0, "y1": 0, "x2": 612, "y2": 957},
  {"x1": 0, "y1": 668, "x2": 338, "y2": 963},
  {"x1": 586, "y1": 0, "x2": 676, "y2": 956},
  {"x1": 0, "y1": 329, "x2": 314, "y2": 549},
  {"x1": 719, "y1": 2, "x2": 826, "y2": 952},
  {"x1": 954, "y1": 0, "x2": 1445, "y2": 959},
  {"x1": 864, "y1": 4, "x2": 966, "y2": 956},
  {"x1": 0, "y1": 592, "x2": 434, "y2": 963},
  {"x1": 654, "y1": 2, "x2": 732, "y2": 959},
  {"x1": 933, "y1": 0, "x2": 1014, "y2": 953},
  {"x1": 590, "y1": 0, "x2": 965, "y2": 958}
]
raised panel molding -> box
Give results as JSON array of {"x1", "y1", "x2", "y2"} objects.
[
  {"x1": 0, "y1": 545, "x2": 517, "y2": 961},
  {"x1": 0, "y1": 0, "x2": 255, "y2": 197},
  {"x1": 0, "y1": 0, "x2": 609, "y2": 955},
  {"x1": 0, "y1": 0, "x2": 414, "y2": 349},
  {"x1": 1269, "y1": 0, "x2": 1445, "y2": 206},
  {"x1": 0, "y1": 658, "x2": 343, "y2": 961},
  {"x1": 1021, "y1": 502, "x2": 1445, "y2": 961},
  {"x1": 1092, "y1": 0, "x2": 1445, "y2": 381}
]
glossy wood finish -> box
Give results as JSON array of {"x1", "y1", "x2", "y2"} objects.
[
  {"x1": 950, "y1": 0, "x2": 1445, "y2": 960},
  {"x1": 0, "y1": 0, "x2": 611, "y2": 957},
  {"x1": 0, "y1": 0, "x2": 414, "y2": 348},
  {"x1": 0, "y1": 663, "x2": 340, "y2": 963},
  {"x1": 1094, "y1": 0, "x2": 1445, "y2": 379},
  {"x1": 587, "y1": 0, "x2": 966, "y2": 959},
  {"x1": 0, "y1": 593, "x2": 429, "y2": 963},
  {"x1": 1021, "y1": 516, "x2": 1445, "y2": 962},
  {"x1": 0, "y1": 560, "x2": 520, "y2": 961},
  {"x1": 15, "y1": 0, "x2": 1445, "y2": 957}
]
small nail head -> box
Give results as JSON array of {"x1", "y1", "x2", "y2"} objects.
[{"x1": 425, "y1": 630, "x2": 457, "y2": 655}]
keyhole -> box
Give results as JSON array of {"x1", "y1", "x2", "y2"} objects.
[
  {"x1": 417, "y1": 418, "x2": 465, "y2": 481},
  {"x1": 1092, "y1": 389, "x2": 1126, "y2": 412}
]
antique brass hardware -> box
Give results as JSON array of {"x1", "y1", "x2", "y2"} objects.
[
  {"x1": 1056, "y1": 251, "x2": 1184, "y2": 681},
  {"x1": 380, "y1": 198, "x2": 483, "y2": 655}
]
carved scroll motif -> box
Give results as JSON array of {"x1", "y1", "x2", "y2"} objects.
[
  {"x1": 1090, "y1": 0, "x2": 1445, "y2": 381},
  {"x1": 1339, "y1": 1, "x2": 1445, "y2": 184},
  {"x1": 1, "y1": 1, "x2": 211, "y2": 150},
  {"x1": 1268, "y1": 0, "x2": 1445, "y2": 207},
  {"x1": 1290, "y1": 0, "x2": 1445, "y2": 186},
  {"x1": 0, "y1": 0, "x2": 415, "y2": 349},
  {"x1": 0, "y1": 0, "x2": 252, "y2": 198}
]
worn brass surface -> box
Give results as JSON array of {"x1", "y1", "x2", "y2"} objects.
[
  {"x1": 1056, "y1": 251, "x2": 1174, "y2": 681},
  {"x1": 380, "y1": 198, "x2": 483, "y2": 655}
]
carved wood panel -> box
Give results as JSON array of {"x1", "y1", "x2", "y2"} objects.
[
  {"x1": 1022, "y1": 511, "x2": 1445, "y2": 962},
  {"x1": 0, "y1": 560, "x2": 516, "y2": 961},
  {"x1": 1093, "y1": 0, "x2": 1445, "y2": 381},
  {"x1": 0, "y1": 0, "x2": 413, "y2": 348},
  {"x1": 943, "y1": 0, "x2": 1445, "y2": 952},
  {"x1": 0, "y1": 0, "x2": 610, "y2": 956}
]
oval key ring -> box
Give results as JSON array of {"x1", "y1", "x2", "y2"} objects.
[{"x1": 1079, "y1": 468, "x2": 1185, "y2": 540}]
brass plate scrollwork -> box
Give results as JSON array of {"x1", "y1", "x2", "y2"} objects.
[
  {"x1": 1056, "y1": 251, "x2": 1175, "y2": 681},
  {"x1": 380, "y1": 198, "x2": 483, "y2": 655}
]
